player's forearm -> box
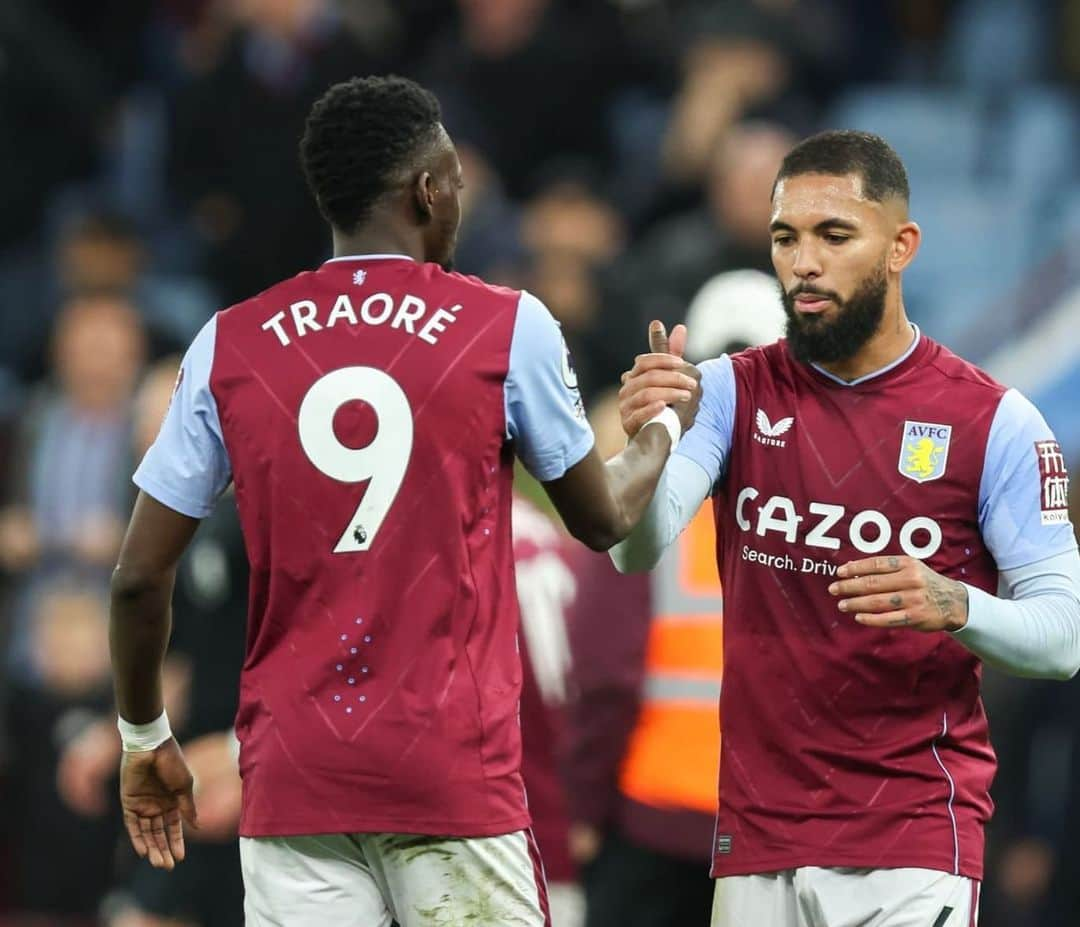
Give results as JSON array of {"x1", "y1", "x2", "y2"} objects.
[
  {"x1": 598, "y1": 424, "x2": 674, "y2": 547},
  {"x1": 954, "y1": 549, "x2": 1080, "y2": 679},
  {"x1": 608, "y1": 464, "x2": 678, "y2": 571},
  {"x1": 610, "y1": 454, "x2": 711, "y2": 572},
  {"x1": 109, "y1": 567, "x2": 176, "y2": 723},
  {"x1": 545, "y1": 425, "x2": 673, "y2": 551}
]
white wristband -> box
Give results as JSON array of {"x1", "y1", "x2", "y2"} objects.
[
  {"x1": 641, "y1": 406, "x2": 682, "y2": 455},
  {"x1": 117, "y1": 709, "x2": 173, "y2": 753}
]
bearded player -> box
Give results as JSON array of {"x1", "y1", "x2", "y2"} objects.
[
  {"x1": 108, "y1": 76, "x2": 700, "y2": 926},
  {"x1": 614, "y1": 130, "x2": 1080, "y2": 926}
]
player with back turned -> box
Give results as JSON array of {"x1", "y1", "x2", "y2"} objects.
[
  {"x1": 615, "y1": 130, "x2": 1080, "y2": 926},
  {"x1": 107, "y1": 75, "x2": 700, "y2": 927}
]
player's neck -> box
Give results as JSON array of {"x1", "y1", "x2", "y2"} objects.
[
  {"x1": 331, "y1": 225, "x2": 424, "y2": 263},
  {"x1": 816, "y1": 307, "x2": 916, "y2": 383}
]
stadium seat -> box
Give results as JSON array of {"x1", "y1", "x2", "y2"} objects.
[
  {"x1": 825, "y1": 87, "x2": 983, "y2": 189},
  {"x1": 943, "y1": 0, "x2": 1050, "y2": 91},
  {"x1": 1057, "y1": 185, "x2": 1080, "y2": 279},
  {"x1": 994, "y1": 87, "x2": 1078, "y2": 207},
  {"x1": 904, "y1": 186, "x2": 1034, "y2": 344},
  {"x1": 1034, "y1": 360, "x2": 1080, "y2": 463}
]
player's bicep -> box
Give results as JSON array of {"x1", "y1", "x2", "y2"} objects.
[
  {"x1": 133, "y1": 316, "x2": 232, "y2": 519},
  {"x1": 673, "y1": 354, "x2": 737, "y2": 491},
  {"x1": 505, "y1": 291, "x2": 594, "y2": 482},
  {"x1": 978, "y1": 389, "x2": 1077, "y2": 571}
]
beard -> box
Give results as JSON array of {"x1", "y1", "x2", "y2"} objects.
[{"x1": 781, "y1": 261, "x2": 888, "y2": 365}]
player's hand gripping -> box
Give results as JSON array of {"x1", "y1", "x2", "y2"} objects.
[
  {"x1": 618, "y1": 321, "x2": 702, "y2": 437},
  {"x1": 120, "y1": 737, "x2": 198, "y2": 869},
  {"x1": 828, "y1": 555, "x2": 970, "y2": 632}
]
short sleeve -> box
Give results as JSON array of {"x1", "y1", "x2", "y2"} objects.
[
  {"x1": 674, "y1": 354, "x2": 737, "y2": 491},
  {"x1": 505, "y1": 291, "x2": 594, "y2": 482},
  {"x1": 978, "y1": 388, "x2": 1077, "y2": 571},
  {"x1": 133, "y1": 315, "x2": 232, "y2": 518}
]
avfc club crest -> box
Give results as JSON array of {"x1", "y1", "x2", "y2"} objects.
[{"x1": 899, "y1": 420, "x2": 952, "y2": 483}]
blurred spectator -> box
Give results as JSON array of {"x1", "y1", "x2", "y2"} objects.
[
  {"x1": 168, "y1": 0, "x2": 387, "y2": 304},
  {"x1": 520, "y1": 176, "x2": 626, "y2": 400},
  {"x1": 596, "y1": 121, "x2": 793, "y2": 387},
  {"x1": 54, "y1": 211, "x2": 216, "y2": 353},
  {"x1": 3, "y1": 582, "x2": 120, "y2": 923},
  {"x1": 660, "y1": 39, "x2": 789, "y2": 189},
  {"x1": 0, "y1": 293, "x2": 145, "y2": 593},
  {"x1": 0, "y1": 0, "x2": 152, "y2": 250},
  {"x1": 513, "y1": 493, "x2": 584, "y2": 927},
  {"x1": 656, "y1": 0, "x2": 875, "y2": 196},
  {"x1": 423, "y1": 0, "x2": 631, "y2": 199},
  {"x1": 0, "y1": 209, "x2": 216, "y2": 385},
  {"x1": 451, "y1": 142, "x2": 525, "y2": 281}
]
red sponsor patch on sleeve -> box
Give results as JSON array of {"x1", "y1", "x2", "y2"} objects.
[{"x1": 1034, "y1": 440, "x2": 1070, "y2": 526}]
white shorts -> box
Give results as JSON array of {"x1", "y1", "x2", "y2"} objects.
[
  {"x1": 711, "y1": 867, "x2": 979, "y2": 927},
  {"x1": 547, "y1": 881, "x2": 585, "y2": 927},
  {"x1": 240, "y1": 830, "x2": 550, "y2": 926}
]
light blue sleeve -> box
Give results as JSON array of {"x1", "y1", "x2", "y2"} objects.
[
  {"x1": 505, "y1": 291, "x2": 594, "y2": 482},
  {"x1": 133, "y1": 315, "x2": 232, "y2": 518},
  {"x1": 957, "y1": 550, "x2": 1080, "y2": 679},
  {"x1": 673, "y1": 354, "x2": 737, "y2": 491},
  {"x1": 609, "y1": 454, "x2": 713, "y2": 573},
  {"x1": 978, "y1": 388, "x2": 1078, "y2": 571}
]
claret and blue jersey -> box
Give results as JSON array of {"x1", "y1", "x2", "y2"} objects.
[
  {"x1": 134, "y1": 254, "x2": 593, "y2": 838},
  {"x1": 674, "y1": 330, "x2": 1076, "y2": 881}
]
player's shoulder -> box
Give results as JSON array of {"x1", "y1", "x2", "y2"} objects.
[
  {"x1": 724, "y1": 340, "x2": 787, "y2": 382},
  {"x1": 924, "y1": 335, "x2": 1008, "y2": 399}
]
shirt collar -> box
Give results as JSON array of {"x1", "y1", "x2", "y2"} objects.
[
  {"x1": 808, "y1": 324, "x2": 921, "y2": 387},
  {"x1": 324, "y1": 254, "x2": 415, "y2": 263}
]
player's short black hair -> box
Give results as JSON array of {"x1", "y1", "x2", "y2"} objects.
[
  {"x1": 300, "y1": 75, "x2": 443, "y2": 233},
  {"x1": 773, "y1": 130, "x2": 910, "y2": 204}
]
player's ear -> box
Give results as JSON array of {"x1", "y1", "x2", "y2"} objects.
[
  {"x1": 413, "y1": 171, "x2": 436, "y2": 223},
  {"x1": 890, "y1": 221, "x2": 921, "y2": 274}
]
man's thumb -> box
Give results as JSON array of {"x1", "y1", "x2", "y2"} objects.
[
  {"x1": 648, "y1": 320, "x2": 669, "y2": 354},
  {"x1": 668, "y1": 324, "x2": 687, "y2": 359},
  {"x1": 179, "y1": 789, "x2": 199, "y2": 828}
]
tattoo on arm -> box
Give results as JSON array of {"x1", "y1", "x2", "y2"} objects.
[{"x1": 922, "y1": 566, "x2": 969, "y2": 631}]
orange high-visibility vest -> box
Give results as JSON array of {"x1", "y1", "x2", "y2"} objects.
[{"x1": 617, "y1": 504, "x2": 723, "y2": 814}]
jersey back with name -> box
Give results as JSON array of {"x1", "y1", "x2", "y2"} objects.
[
  {"x1": 209, "y1": 257, "x2": 527, "y2": 837},
  {"x1": 713, "y1": 337, "x2": 1004, "y2": 880}
]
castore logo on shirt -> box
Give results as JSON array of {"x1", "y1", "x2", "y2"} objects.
[{"x1": 754, "y1": 409, "x2": 794, "y2": 447}]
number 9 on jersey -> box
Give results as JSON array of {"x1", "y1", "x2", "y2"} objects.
[{"x1": 297, "y1": 366, "x2": 414, "y2": 553}]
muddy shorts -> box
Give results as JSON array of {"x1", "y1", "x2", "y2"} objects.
[{"x1": 240, "y1": 830, "x2": 550, "y2": 926}]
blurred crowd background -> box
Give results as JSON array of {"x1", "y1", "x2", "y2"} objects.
[{"x1": 1, "y1": 0, "x2": 1079, "y2": 925}]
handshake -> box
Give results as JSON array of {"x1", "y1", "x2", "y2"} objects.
[{"x1": 618, "y1": 321, "x2": 703, "y2": 440}]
